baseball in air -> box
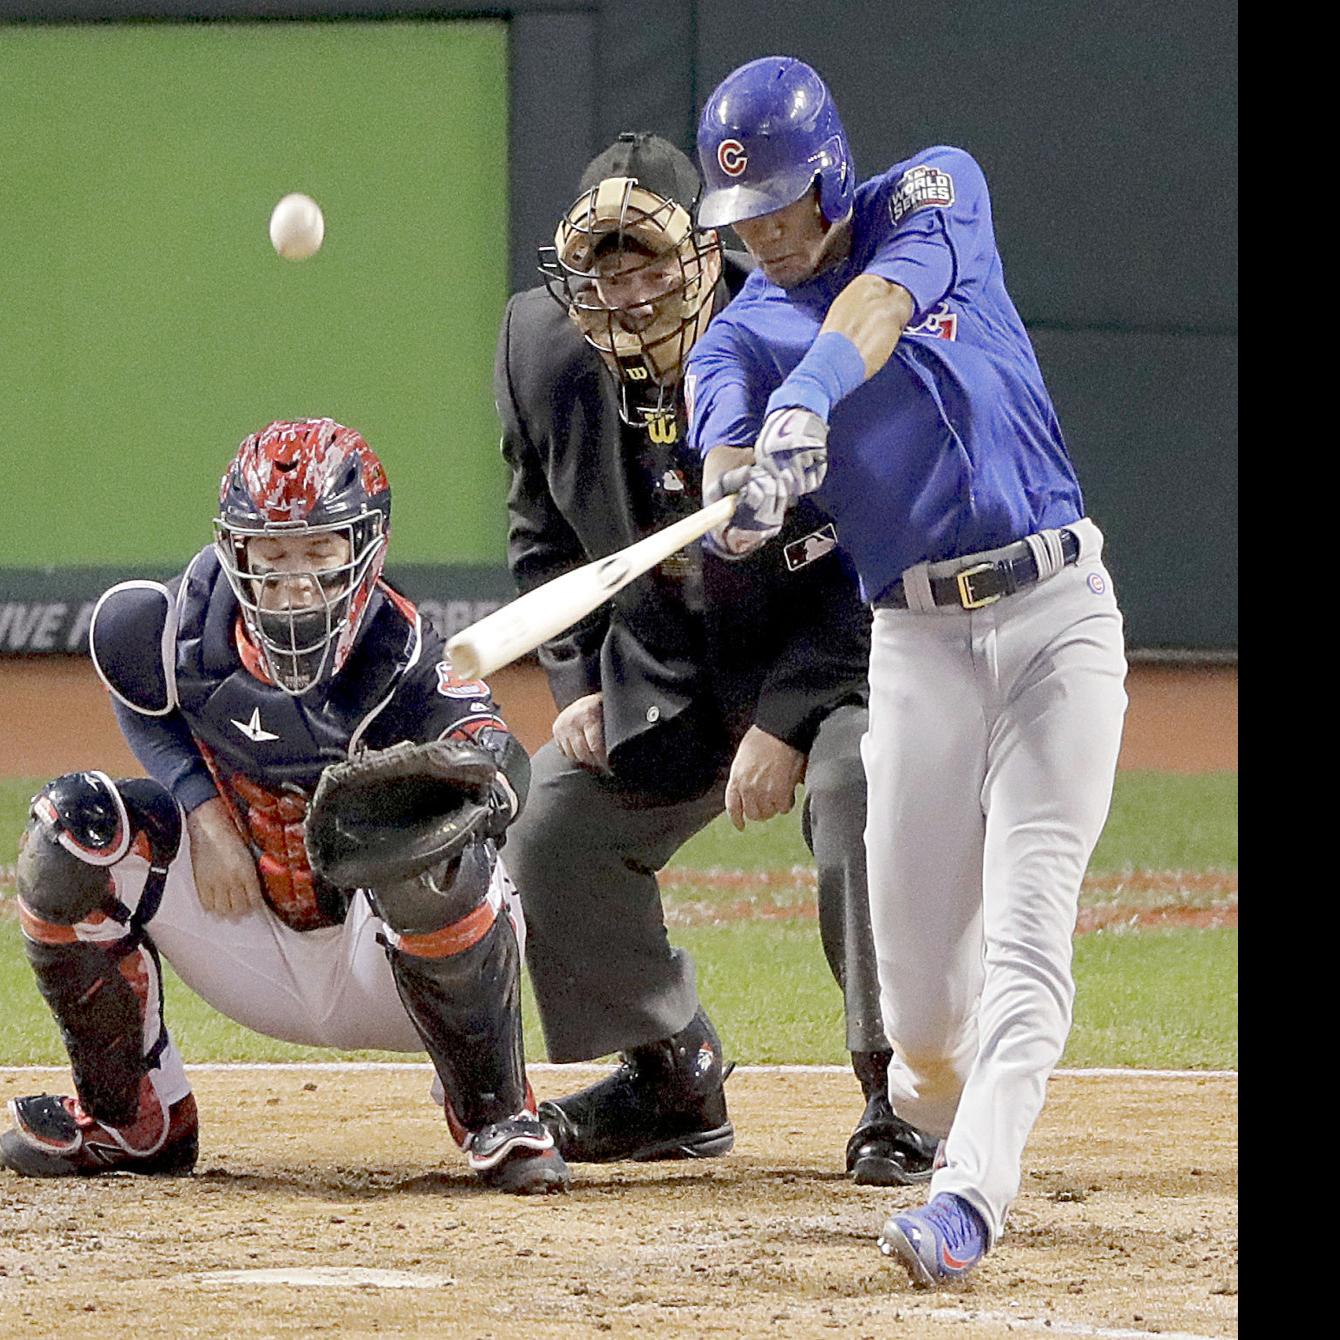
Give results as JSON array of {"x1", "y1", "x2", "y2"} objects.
[{"x1": 268, "y1": 193, "x2": 325, "y2": 260}]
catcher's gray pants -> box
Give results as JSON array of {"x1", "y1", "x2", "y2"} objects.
[{"x1": 507, "y1": 702, "x2": 885, "y2": 1062}]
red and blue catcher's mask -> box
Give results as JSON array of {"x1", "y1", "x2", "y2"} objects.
[
  {"x1": 214, "y1": 419, "x2": 391, "y2": 696},
  {"x1": 697, "y1": 56, "x2": 854, "y2": 229}
]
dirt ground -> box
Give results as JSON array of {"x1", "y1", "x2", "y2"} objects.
[
  {"x1": 0, "y1": 658, "x2": 1236, "y2": 779},
  {"x1": 0, "y1": 1067, "x2": 1236, "y2": 1339},
  {"x1": 0, "y1": 660, "x2": 1237, "y2": 1336}
]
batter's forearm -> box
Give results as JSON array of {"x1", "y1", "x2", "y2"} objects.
[
  {"x1": 768, "y1": 277, "x2": 915, "y2": 424},
  {"x1": 820, "y1": 274, "x2": 915, "y2": 379}
]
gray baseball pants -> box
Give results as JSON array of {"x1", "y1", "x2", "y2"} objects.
[
  {"x1": 506, "y1": 702, "x2": 885, "y2": 1061},
  {"x1": 864, "y1": 518, "x2": 1128, "y2": 1244}
]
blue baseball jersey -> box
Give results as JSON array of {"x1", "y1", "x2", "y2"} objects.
[{"x1": 685, "y1": 145, "x2": 1085, "y2": 603}]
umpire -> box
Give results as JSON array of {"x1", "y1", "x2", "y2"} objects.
[{"x1": 495, "y1": 133, "x2": 935, "y2": 1184}]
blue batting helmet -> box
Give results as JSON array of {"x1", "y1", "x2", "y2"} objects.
[{"x1": 696, "y1": 57, "x2": 854, "y2": 229}]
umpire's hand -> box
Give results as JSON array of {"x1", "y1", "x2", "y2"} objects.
[
  {"x1": 187, "y1": 796, "x2": 265, "y2": 918},
  {"x1": 553, "y1": 691, "x2": 609, "y2": 772},
  {"x1": 726, "y1": 726, "x2": 807, "y2": 830}
]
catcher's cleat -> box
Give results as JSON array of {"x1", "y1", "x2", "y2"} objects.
[
  {"x1": 878, "y1": 1192, "x2": 988, "y2": 1287},
  {"x1": 478, "y1": 1146, "x2": 571, "y2": 1195},
  {"x1": 468, "y1": 1114, "x2": 570, "y2": 1195},
  {"x1": 538, "y1": 1009, "x2": 734, "y2": 1163},
  {"x1": 1, "y1": 1083, "x2": 198, "y2": 1178},
  {"x1": 845, "y1": 1093, "x2": 938, "y2": 1186}
]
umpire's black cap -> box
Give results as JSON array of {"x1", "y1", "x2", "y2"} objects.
[{"x1": 577, "y1": 132, "x2": 703, "y2": 217}]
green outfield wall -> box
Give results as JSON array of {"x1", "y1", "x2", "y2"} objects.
[{"x1": 0, "y1": 20, "x2": 509, "y2": 576}]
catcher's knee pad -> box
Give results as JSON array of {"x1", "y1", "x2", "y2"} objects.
[
  {"x1": 17, "y1": 772, "x2": 180, "y2": 926},
  {"x1": 388, "y1": 906, "x2": 528, "y2": 1136},
  {"x1": 365, "y1": 843, "x2": 494, "y2": 938},
  {"x1": 16, "y1": 773, "x2": 180, "y2": 1127}
]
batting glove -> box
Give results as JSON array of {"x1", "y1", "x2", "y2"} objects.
[
  {"x1": 754, "y1": 406, "x2": 829, "y2": 495},
  {"x1": 703, "y1": 463, "x2": 793, "y2": 560}
]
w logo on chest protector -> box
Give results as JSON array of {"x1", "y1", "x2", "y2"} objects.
[{"x1": 643, "y1": 412, "x2": 678, "y2": 445}]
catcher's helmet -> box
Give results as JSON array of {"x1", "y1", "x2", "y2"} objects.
[
  {"x1": 697, "y1": 57, "x2": 854, "y2": 229},
  {"x1": 214, "y1": 418, "x2": 391, "y2": 695},
  {"x1": 538, "y1": 132, "x2": 722, "y2": 425}
]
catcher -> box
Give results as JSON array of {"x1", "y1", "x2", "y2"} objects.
[{"x1": 1, "y1": 418, "x2": 568, "y2": 1195}]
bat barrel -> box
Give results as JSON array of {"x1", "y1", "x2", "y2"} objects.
[{"x1": 446, "y1": 494, "x2": 737, "y2": 681}]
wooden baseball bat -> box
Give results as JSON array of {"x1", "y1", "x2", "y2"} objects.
[{"x1": 446, "y1": 493, "x2": 738, "y2": 681}]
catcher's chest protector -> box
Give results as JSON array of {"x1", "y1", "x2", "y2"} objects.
[{"x1": 171, "y1": 551, "x2": 418, "y2": 930}]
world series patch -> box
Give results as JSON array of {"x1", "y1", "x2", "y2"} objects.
[{"x1": 889, "y1": 165, "x2": 955, "y2": 225}]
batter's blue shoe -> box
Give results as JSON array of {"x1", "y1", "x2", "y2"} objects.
[{"x1": 878, "y1": 1192, "x2": 988, "y2": 1287}]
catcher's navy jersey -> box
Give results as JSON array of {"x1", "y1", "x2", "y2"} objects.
[
  {"x1": 92, "y1": 547, "x2": 513, "y2": 930},
  {"x1": 685, "y1": 145, "x2": 1084, "y2": 603}
]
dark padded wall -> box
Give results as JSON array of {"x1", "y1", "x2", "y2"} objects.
[{"x1": 692, "y1": 0, "x2": 1236, "y2": 330}]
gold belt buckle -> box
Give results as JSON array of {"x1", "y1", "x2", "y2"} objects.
[{"x1": 955, "y1": 562, "x2": 1002, "y2": 609}]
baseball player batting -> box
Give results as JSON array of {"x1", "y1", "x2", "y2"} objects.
[
  {"x1": 687, "y1": 58, "x2": 1129, "y2": 1285},
  {"x1": 2, "y1": 419, "x2": 568, "y2": 1195}
]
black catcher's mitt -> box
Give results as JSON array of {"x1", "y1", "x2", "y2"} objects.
[{"x1": 305, "y1": 739, "x2": 499, "y2": 889}]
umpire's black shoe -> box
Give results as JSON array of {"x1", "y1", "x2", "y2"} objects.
[
  {"x1": 538, "y1": 1008, "x2": 734, "y2": 1163},
  {"x1": 846, "y1": 1050, "x2": 937, "y2": 1186}
]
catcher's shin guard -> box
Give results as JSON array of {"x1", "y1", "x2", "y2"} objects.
[
  {"x1": 386, "y1": 898, "x2": 567, "y2": 1193},
  {"x1": 11, "y1": 773, "x2": 182, "y2": 1131},
  {"x1": 385, "y1": 891, "x2": 530, "y2": 1132}
]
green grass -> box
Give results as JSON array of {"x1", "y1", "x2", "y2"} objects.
[
  {"x1": 666, "y1": 770, "x2": 1238, "y2": 876},
  {"x1": 0, "y1": 772, "x2": 1239, "y2": 877},
  {"x1": 0, "y1": 772, "x2": 1237, "y2": 1071},
  {"x1": 1089, "y1": 772, "x2": 1237, "y2": 873},
  {"x1": 0, "y1": 918, "x2": 1237, "y2": 1070},
  {"x1": 1064, "y1": 928, "x2": 1237, "y2": 1069}
]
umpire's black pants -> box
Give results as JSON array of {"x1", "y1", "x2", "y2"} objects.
[{"x1": 506, "y1": 703, "x2": 885, "y2": 1061}]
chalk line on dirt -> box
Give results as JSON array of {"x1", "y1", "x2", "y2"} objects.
[
  {"x1": 0, "y1": 1063, "x2": 1238, "y2": 1078},
  {"x1": 889, "y1": 1306, "x2": 1230, "y2": 1340}
]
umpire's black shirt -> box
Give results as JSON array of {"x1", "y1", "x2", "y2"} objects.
[{"x1": 495, "y1": 255, "x2": 871, "y2": 804}]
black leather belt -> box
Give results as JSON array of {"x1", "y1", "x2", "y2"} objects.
[{"x1": 876, "y1": 528, "x2": 1080, "y2": 611}]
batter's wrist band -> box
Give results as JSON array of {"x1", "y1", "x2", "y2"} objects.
[{"x1": 767, "y1": 330, "x2": 867, "y2": 421}]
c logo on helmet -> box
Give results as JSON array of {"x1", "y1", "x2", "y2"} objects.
[{"x1": 717, "y1": 139, "x2": 748, "y2": 178}]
